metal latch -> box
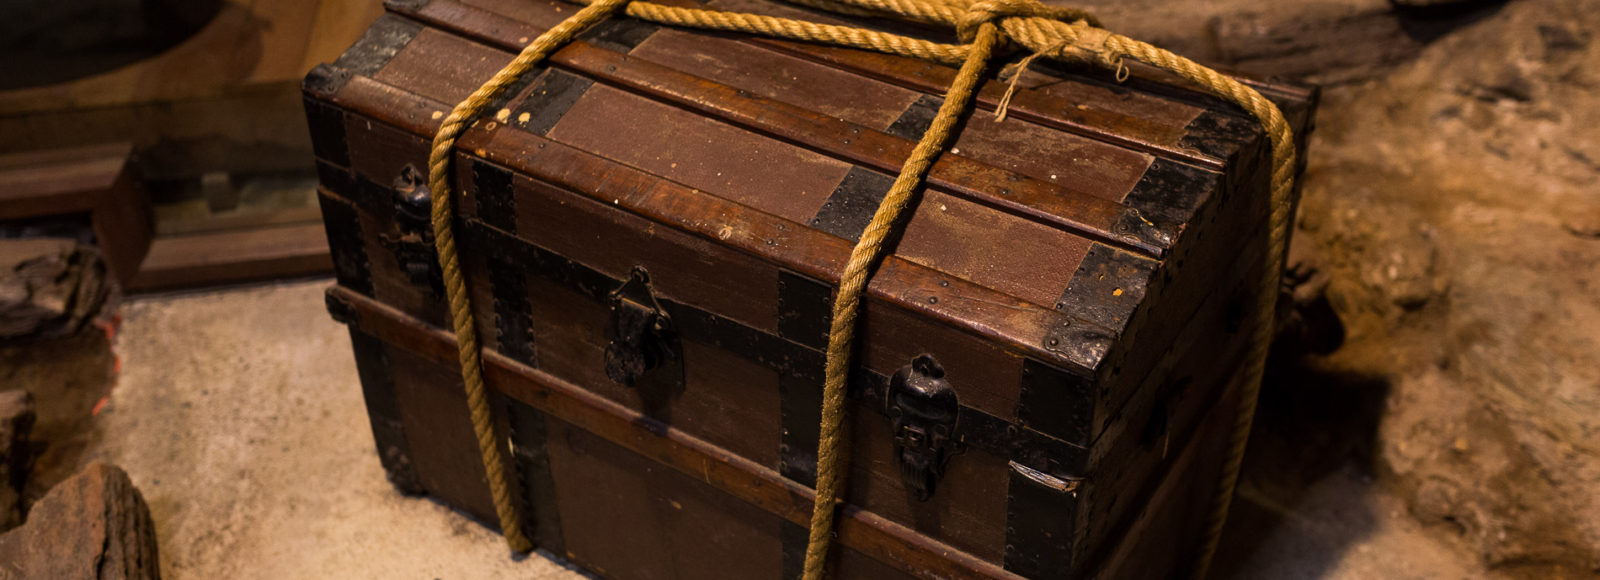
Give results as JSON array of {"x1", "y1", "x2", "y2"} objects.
[
  {"x1": 887, "y1": 354, "x2": 963, "y2": 501},
  {"x1": 604, "y1": 267, "x2": 678, "y2": 385},
  {"x1": 379, "y1": 164, "x2": 443, "y2": 294}
]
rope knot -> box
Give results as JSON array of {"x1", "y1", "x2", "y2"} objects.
[
  {"x1": 969, "y1": 4, "x2": 1127, "y2": 121},
  {"x1": 1050, "y1": 21, "x2": 1122, "y2": 72},
  {"x1": 955, "y1": 0, "x2": 1056, "y2": 42},
  {"x1": 957, "y1": 0, "x2": 1102, "y2": 41}
]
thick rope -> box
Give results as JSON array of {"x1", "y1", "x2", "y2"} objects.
[
  {"x1": 803, "y1": 23, "x2": 1002, "y2": 578},
  {"x1": 1100, "y1": 35, "x2": 1298, "y2": 580},
  {"x1": 421, "y1": 0, "x2": 1296, "y2": 572},
  {"x1": 426, "y1": 0, "x2": 634, "y2": 553},
  {"x1": 620, "y1": 1, "x2": 969, "y2": 63}
]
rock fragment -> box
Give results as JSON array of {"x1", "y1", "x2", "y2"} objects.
[
  {"x1": 0, "y1": 390, "x2": 34, "y2": 531},
  {"x1": 0, "y1": 463, "x2": 160, "y2": 579}
]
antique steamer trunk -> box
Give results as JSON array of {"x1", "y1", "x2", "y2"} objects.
[{"x1": 307, "y1": 0, "x2": 1316, "y2": 577}]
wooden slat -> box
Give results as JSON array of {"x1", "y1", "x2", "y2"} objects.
[
  {"x1": 328, "y1": 72, "x2": 1081, "y2": 378},
  {"x1": 129, "y1": 223, "x2": 332, "y2": 291},
  {"x1": 0, "y1": 143, "x2": 151, "y2": 286},
  {"x1": 327, "y1": 285, "x2": 1021, "y2": 580},
  {"x1": 0, "y1": 144, "x2": 131, "y2": 219},
  {"x1": 396, "y1": 0, "x2": 1170, "y2": 257}
]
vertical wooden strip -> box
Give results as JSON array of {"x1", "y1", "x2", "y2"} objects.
[
  {"x1": 781, "y1": 520, "x2": 811, "y2": 579},
  {"x1": 304, "y1": 98, "x2": 351, "y2": 166},
  {"x1": 387, "y1": 342, "x2": 500, "y2": 521},
  {"x1": 1003, "y1": 464, "x2": 1079, "y2": 576},
  {"x1": 315, "y1": 160, "x2": 358, "y2": 199},
  {"x1": 345, "y1": 328, "x2": 425, "y2": 493},
  {"x1": 543, "y1": 416, "x2": 785, "y2": 578},
  {"x1": 779, "y1": 372, "x2": 822, "y2": 489},
  {"x1": 472, "y1": 159, "x2": 519, "y2": 234},
  {"x1": 777, "y1": 270, "x2": 833, "y2": 352},
  {"x1": 777, "y1": 270, "x2": 832, "y2": 577},
  {"x1": 489, "y1": 256, "x2": 537, "y2": 367},
  {"x1": 317, "y1": 191, "x2": 373, "y2": 296},
  {"x1": 1008, "y1": 358, "x2": 1092, "y2": 576},
  {"x1": 304, "y1": 13, "x2": 423, "y2": 138},
  {"x1": 1016, "y1": 359, "x2": 1097, "y2": 448},
  {"x1": 507, "y1": 396, "x2": 566, "y2": 553}
]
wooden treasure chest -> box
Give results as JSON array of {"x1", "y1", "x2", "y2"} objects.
[{"x1": 307, "y1": 0, "x2": 1315, "y2": 577}]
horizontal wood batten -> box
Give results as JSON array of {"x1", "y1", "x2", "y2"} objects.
[
  {"x1": 327, "y1": 286, "x2": 1020, "y2": 580},
  {"x1": 389, "y1": 0, "x2": 1177, "y2": 258},
  {"x1": 321, "y1": 70, "x2": 1108, "y2": 373}
]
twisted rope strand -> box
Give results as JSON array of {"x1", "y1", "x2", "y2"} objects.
[
  {"x1": 622, "y1": 1, "x2": 970, "y2": 63},
  {"x1": 426, "y1": 0, "x2": 635, "y2": 553},
  {"x1": 802, "y1": 24, "x2": 1002, "y2": 579},
  {"x1": 1100, "y1": 36, "x2": 1297, "y2": 580},
  {"x1": 419, "y1": 0, "x2": 1296, "y2": 572}
]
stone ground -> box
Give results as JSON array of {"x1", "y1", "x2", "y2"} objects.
[{"x1": 8, "y1": 278, "x2": 1479, "y2": 579}]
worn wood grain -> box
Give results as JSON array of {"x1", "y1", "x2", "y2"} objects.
[
  {"x1": 328, "y1": 285, "x2": 1019, "y2": 579},
  {"x1": 308, "y1": 3, "x2": 1317, "y2": 576},
  {"x1": 128, "y1": 223, "x2": 331, "y2": 291}
]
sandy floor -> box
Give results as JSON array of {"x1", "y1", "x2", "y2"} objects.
[
  {"x1": 64, "y1": 278, "x2": 1485, "y2": 578},
  {"x1": 89, "y1": 279, "x2": 572, "y2": 578}
]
